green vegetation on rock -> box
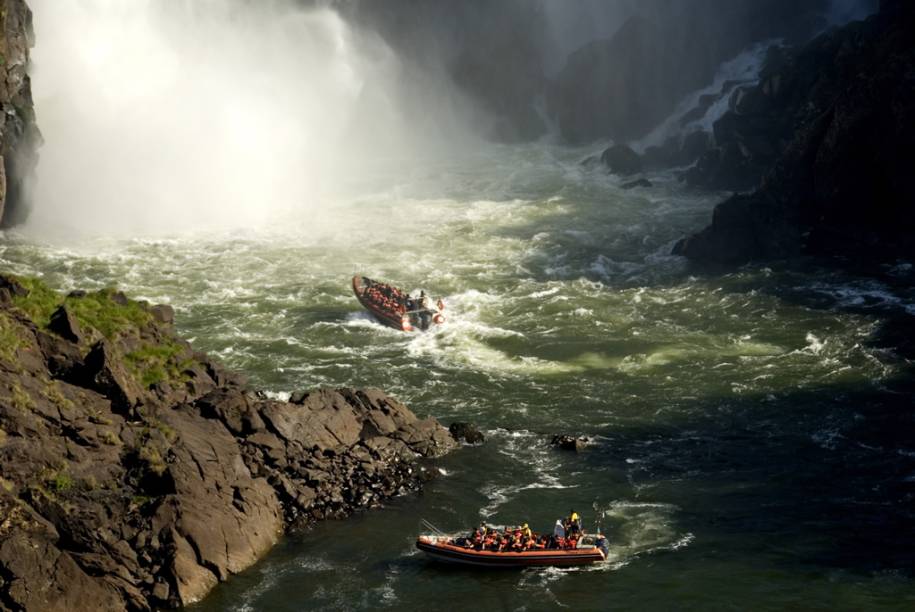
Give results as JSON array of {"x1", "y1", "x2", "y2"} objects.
[
  {"x1": 125, "y1": 342, "x2": 192, "y2": 388},
  {"x1": 6, "y1": 275, "x2": 197, "y2": 392},
  {"x1": 0, "y1": 312, "x2": 24, "y2": 361},
  {"x1": 10, "y1": 276, "x2": 152, "y2": 339}
]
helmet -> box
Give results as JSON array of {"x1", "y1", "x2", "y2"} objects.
[{"x1": 522, "y1": 523, "x2": 528, "y2": 529}]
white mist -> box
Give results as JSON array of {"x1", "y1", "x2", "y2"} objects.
[{"x1": 26, "y1": 0, "x2": 477, "y2": 238}]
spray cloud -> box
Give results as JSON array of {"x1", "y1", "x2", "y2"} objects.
[{"x1": 27, "y1": 0, "x2": 478, "y2": 237}]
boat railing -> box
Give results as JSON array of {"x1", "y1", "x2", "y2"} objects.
[{"x1": 420, "y1": 518, "x2": 447, "y2": 536}]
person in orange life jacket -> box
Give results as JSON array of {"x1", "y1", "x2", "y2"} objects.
[
  {"x1": 470, "y1": 527, "x2": 483, "y2": 549},
  {"x1": 511, "y1": 528, "x2": 525, "y2": 551}
]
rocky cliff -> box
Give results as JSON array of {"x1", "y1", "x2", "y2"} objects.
[
  {"x1": 674, "y1": 0, "x2": 915, "y2": 264},
  {"x1": 0, "y1": 0, "x2": 39, "y2": 228},
  {"x1": 546, "y1": 0, "x2": 833, "y2": 144},
  {"x1": 0, "y1": 275, "x2": 456, "y2": 610}
]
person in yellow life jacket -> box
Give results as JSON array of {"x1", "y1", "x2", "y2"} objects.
[
  {"x1": 521, "y1": 523, "x2": 532, "y2": 540},
  {"x1": 566, "y1": 510, "x2": 581, "y2": 537}
]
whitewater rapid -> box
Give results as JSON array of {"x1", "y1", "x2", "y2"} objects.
[{"x1": 2, "y1": 142, "x2": 913, "y2": 610}]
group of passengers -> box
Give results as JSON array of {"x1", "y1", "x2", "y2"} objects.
[
  {"x1": 364, "y1": 283, "x2": 405, "y2": 314},
  {"x1": 455, "y1": 510, "x2": 584, "y2": 553}
]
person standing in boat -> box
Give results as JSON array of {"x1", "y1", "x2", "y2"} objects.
[
  {"x1": 418, "y1": 290, "x2": 432, "y2": 330},
  {"x1": 566, "y1": 509, "x2": 582, "y2": 538}
]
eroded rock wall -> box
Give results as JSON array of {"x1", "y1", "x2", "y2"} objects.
[{"x1": 0, "y1": 0, "x2": 39, "y2": 228}]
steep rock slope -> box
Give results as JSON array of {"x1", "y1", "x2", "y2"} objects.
[
  {"x1": 0, "y1": 275, "x2": 456, "y2": 610},
  {"x1": 546, "y1": 0, "x2": 831, "y2": 144},
  {"x1": 675, "y1": 0, "x2": 915, "y2": 264}
]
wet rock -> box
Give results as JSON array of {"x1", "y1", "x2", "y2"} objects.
[
  {"x1": 148, "y1": 304, "x2": 174, "y2": 326},
  {"x1": 600, "y1": 144, "x2": 642, "y2": 176},
  {"x1": 550, "y1": 434, "x2": 591, "y2": 452},
  {"x1": 449, "y1": 422, "x2": 484, "y2": 444}
]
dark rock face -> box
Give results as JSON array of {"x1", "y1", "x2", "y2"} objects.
[
  {"x1": 546, "y1": 0, "x2": 831, "y2": 144},
  {"x1": 676, "y1": 4, "x2": 915, "y2": 264},
  {"x1": 0, "y1": 276, "x2": 457, "y2": 610},
  {"x1": 0, "y1": 0, "x2": 41, "y2": 228},
  {"x1": 600, "y1": 144, "x2": 642, "y2": 176}
]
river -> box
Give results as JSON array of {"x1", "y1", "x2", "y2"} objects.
[{"x1": 2, "y1": 143, "x2": 913, "y2": 610}]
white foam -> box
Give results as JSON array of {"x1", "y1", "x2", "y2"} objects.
[{"x1": 261, "y1": 390, "x2": 291, "y2": 402}]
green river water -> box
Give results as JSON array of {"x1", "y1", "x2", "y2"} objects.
[{"x1": 2, "y1": 144, "x2": 913, "y2": 611}]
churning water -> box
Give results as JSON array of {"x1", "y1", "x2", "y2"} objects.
[{"x1": 2, "y1": 142, "x2": 914, "y2": 610}]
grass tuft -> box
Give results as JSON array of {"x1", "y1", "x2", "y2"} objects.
[
  {"x1": 9, "y1": 276, "x2": 152, "y2": 339},
  {"x1": 125, "y1": 342, "x2": 192, "y2": 388}
]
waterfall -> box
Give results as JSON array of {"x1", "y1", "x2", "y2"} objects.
[{"x1": 26, "y1": 0, "x2": 478, "y2": 236}]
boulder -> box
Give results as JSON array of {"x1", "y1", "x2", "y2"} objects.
[
  {"x1": 550, "y1": 434, "x2": 591, "y2": 452},
  {"x1": 48, "y1": 305, "x2": 83, "y2": 344},
  {"x1": 81, "y1": 340, "x2": 144, "y2": 414},
  {"x1": 449, "y1": 422, "x2": 484, "y2": 444},
  {"x1": 148, "y1": 304, "x2": 174, "y2": 326},
  {"x1": 600, "y1": 144, "x2": 642, "y2": 176}
]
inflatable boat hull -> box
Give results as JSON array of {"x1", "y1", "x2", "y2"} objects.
[{"x1": 416, "y1": 536, "x2": 606, "y2": 568}]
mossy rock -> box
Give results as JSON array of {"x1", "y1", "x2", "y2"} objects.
[{"x1": 8, "y1": 276, "x2": 152, "y2": 340}]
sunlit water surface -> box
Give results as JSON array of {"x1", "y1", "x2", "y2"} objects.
[{"x1": 2, "y1": 144, "x2": 913, "y2": 610}]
